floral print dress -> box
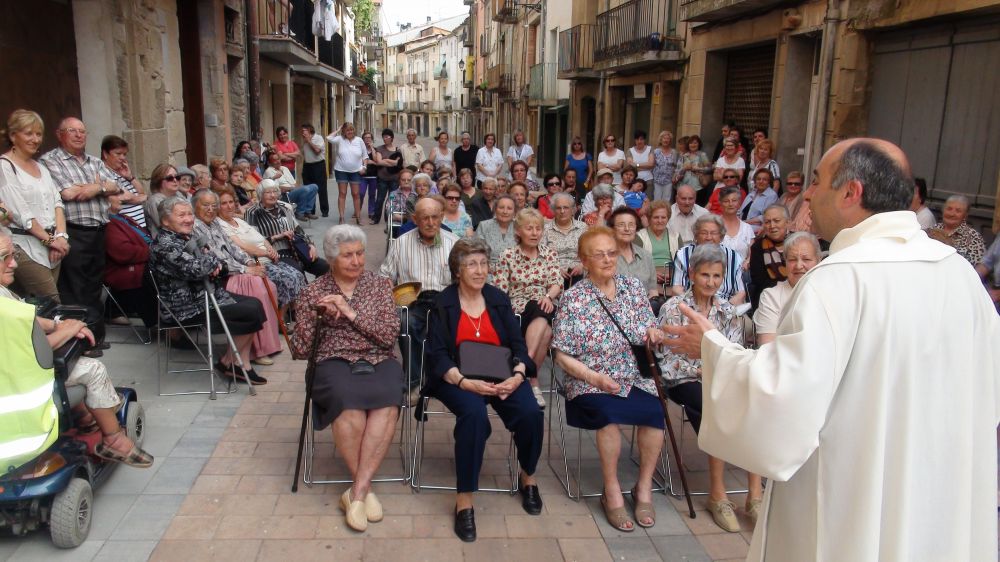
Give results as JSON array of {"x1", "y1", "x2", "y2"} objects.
[
  {"x1": 551, "y1": 275, "x2": 658, "y2": 401},
  {"x1": 492, "y1": 245, "x2": 562, "y2": 314}
]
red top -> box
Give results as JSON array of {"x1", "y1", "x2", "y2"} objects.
[
  {"x1": 456, "y1": 310, "x2": 500, "y2": 346},
  {"x1": 708, "y1": 187, "x2": 746, "y2": 215},
  {"x1": 273, "y1": 139, "x2": 300, "y2": 169}
]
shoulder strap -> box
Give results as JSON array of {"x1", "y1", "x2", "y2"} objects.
[{"x1": 0, "y1": 156, "x2": 17, "y2": 177}]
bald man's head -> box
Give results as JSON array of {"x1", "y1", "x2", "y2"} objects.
[
  {"x1": 413, "y1": 196, "x2": 444, "y2": 242},
  {"x1": 55, "y1": 117, "x2": 88, "y2": 154},
  {"x1": 826, "y1": 138, "x2": 914, "y2": 214}
]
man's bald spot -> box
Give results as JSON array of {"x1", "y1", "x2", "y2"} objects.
[
  {"x1": 824, "y1": 137, "x2": 911, "y2": 178},
  {"x1": 676, "y1": 184, "x2": 696, "y2": 197},
  {"x1": 414, "y1": 197, "x2": 443, "y2": 217},
  {"x1": 57, "y1": 117, "x2": 84, "y2": 131}
]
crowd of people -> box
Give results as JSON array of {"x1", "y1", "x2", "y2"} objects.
[{"x1": 2, "y1": 108, "x2": 998, "y2": 546}]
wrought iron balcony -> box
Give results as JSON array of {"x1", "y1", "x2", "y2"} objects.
[
  {"x1": 680, "y1": 0, "x2": 786, "y2": 23},
  {"x1": 594, "y1": 0, "x2": 683, "y2": 70},
  {"x1": 558, "y1": 25, "x2": 597, "y2": 79}
]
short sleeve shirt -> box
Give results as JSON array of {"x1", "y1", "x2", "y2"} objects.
[
  {"x1": 38, "y1": 147, "x2": 115, "y2": 226},
  {"x1": 492, "y1": 245, "x2": 561, "y2": 313}
]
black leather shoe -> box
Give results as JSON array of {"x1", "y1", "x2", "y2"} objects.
[
  {"x1": 520, "y1": 481, "x2": 543, "y2": 515},
  {"x1": 454, "y1": 507, "x2": 476, "y2": 542}
]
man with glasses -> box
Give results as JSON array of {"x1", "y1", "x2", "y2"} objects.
[
  {"x1": 542, "y1": 193, "x2": 587, "y2": 288},
  {"x1": 669, "y1": 214, "x2": 745, "y2": 304},
  {"x1": 40, "y1": 117, "x2": 121, "y2": 356},
  {"x1": 379, "y1": 198, "x2": 458, "y2": 400}
]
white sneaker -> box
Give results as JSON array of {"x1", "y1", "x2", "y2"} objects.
[{"x1": 532, "y1": 386, "x2": 546, "y2": 409}]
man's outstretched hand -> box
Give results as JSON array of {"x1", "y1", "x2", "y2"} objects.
[{"x1": 661, "y1": 303, "x2": 715, "y2": 360}]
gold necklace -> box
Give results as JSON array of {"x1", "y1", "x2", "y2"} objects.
[{"x1": 468, "y1": 310, "x2": 484, "y2": 338}]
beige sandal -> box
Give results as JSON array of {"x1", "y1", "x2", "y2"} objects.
[
  {"x1": 630, "y1": 485, "x2": 656, "y2": 528},
  {"x1": 339, "y1": 489, "x2": 367, "y2": 532},
  {"x1": 600, "y1": 493, "x2": 634, "y2": 532},
  {"x1": 365, "y1": 492, "x2": 383, "y2": 522}
]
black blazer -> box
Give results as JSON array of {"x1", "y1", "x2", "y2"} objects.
[{"x1": 424, "y1": 283, "x2": 536, "y2": 392}]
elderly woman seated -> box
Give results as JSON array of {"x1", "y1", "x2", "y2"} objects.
[
  {"x1": 608, "y1": 208, "x2": 662, "y2": 313},
  {"x1": 215, "y1": 188, "x2": 305, "y2": 318},
  {"x1": 656, "y1": 243, "x2": 763, "y2": 532},
  {"x1": 290, "y1": 225, "x2": 404, "y2": 533},
  {"x1": 191, "y1": 189, "x2": 282, "y2": 366},
  {"x1": 754, "y1": 232, "x2": 822, "y2": 344},
  {"x1": 670, "y1": 214, "x2": 746, "y2": 305},
  {"x1": 424, "y1": 238, "x2": 543, "y2": 542},
  {"x1": 542, "y1": 192, "x2": 587, "y2": 288},
  {"x1": 0, "y1": 232, "x2": 153, "y2": 468},
  {"x1": 927, "y1": 195, "x2": 986, "y2": 265},
  {"x1": 244, "y1": 180, "x2": 329, "y2": 277},
  {"x1": 552, "y1": 227, "x2": 666, "y2": 532},
  {"x1": 582, "y1": 184, "x2": 617, "y2": 227},
  {"x1": 148, "y1": 197, "x2": 268, "y2": 384},
  {"x1": 493, "y1": 208, "x2": 562, "y2": 408},
  {"x1": 747, "y1": 205, "x2": 790, "y2": 309},
  {"x1": 474, "y1": 194, "x2": 517, "y2": 270},
  {"x1": 144, "y1": 163, "x2": 186, "y2": 237}
]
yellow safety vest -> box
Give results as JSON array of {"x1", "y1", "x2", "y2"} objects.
[{"x1": 0, "y1": 298, "x2": 58, "y2": 477}]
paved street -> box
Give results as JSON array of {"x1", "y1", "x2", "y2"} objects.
[{"x1": 0, "y1": 142, "x2": 757, "y2": 561}]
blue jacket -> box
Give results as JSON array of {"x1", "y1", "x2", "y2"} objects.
[{"x1": 424, "y1": 283, "x2": 536, "y2": 392}]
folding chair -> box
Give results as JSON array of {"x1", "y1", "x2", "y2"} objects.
[
  {"x1": 545, "y1": 359, "x2": 671, "y2": 501},
  {"x1": 101, "y1": 284, "x2": 151, "y2": 345},
  {"x1": 384, "y1": 195, "x2": 404, "y2": 249},
  {"x1": 410, "y1": 309, "x2": 519, "y2": 495},
  {"x1": 151, "y1": 275, "x2": 255, "y2": 399}
]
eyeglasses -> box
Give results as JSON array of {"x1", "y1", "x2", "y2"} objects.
[
  {"x1": 613, "y1": 223, "x2": 636, "y2": 231},
  {"x1": 605, "y1": 138, "x2": 615, "y2": 143},
  {"x1": 546, "y1": 182, "x2": 561, "y2": 187},
  {"x1": 163, "y1": 175, "x2": 179, "y2": 182},
  {"x1": 444, "y1": 195, "x2": 461, "y2": 201},
  {"x1": 553, "y1": 205, "x2": 573, "y2": 211},
  {"x1": 0, "y1": 252, "x2": 13, "y2": 263},
  {"x1": 587, "y1": 250, "x2": 619, "y2": 261},
  {"x1": 786, "y1": 182, "x2": 803, "y2": 186},
  {"x1": 61, "y1": 128, "x2": 87, "y2": 136},
  {"x1": 462, "y1": 260, "x2": 489, "y2": 270},
  {"x1": 723, "y1": 175, "x2": 738, "y2": 179}
]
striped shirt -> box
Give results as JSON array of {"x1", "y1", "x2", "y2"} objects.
[
  {"x1": 670, "y1": 243, "x2": 745, "y2": 301},
  {"x1": 39, "y1": 147, "x2": 115, "y2": 227},
  {"x1": 109, "y1": 169, "x2": 147, "y2": 228},
  {"x1": 378, "y1": 228, "x2": 458, "y2": 293}
]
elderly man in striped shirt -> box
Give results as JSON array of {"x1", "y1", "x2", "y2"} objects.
[
  {"x1": 379, "y1": 197, "x2": 458, "y2": 402},
  {"x1": 669, "y1": 214, "x2": 746, "y2": 305}
]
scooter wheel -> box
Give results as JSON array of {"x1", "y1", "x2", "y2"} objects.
[
  {"x1": 50, "y1": 477, "x2": 92, "y2": 548},
  {"x1": 125, "y1": 401, "x2": 146, "y2": 447}
]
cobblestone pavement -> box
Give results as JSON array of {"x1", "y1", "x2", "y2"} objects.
[{"x1": 0, "y1": 139, "x2": 757, "y2": 560}]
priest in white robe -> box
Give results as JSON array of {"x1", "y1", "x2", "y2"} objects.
[{"x1": 664, "y1": 138, "x2": 1000, "y2": 562}]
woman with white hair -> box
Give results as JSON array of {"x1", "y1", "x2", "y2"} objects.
[
  {"x1": 244, "y1": 179, "x2": 329, "y2": 277},
  {"x1": 754, "y1": 231, "x2": 822, "y2": 345},
  {"x1": 290, "y1": 224, "x2": 403, "y2": 533},
  {"x1": 656, "y1": 243, "x2": 763, "y2": 532},
  {"x1": 928, "y1": 194, "x2": 986, "y2": 265}
]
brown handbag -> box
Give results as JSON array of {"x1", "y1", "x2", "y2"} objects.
[{"x1": 457, "y1": 341, "x2": 514, "y2": 382}]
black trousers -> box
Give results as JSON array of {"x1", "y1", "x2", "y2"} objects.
[
  {"x1": 372, "y1": 179, "x2": 396, "y2": 224},
  {"x1": 59, "y1": 223, "x2": 106, "y2": 342},
  {"x1": 667, "y1": 381, "x2": 702, "y2": 433},
  {"x1": 278, "y1": 255, "x2": 329, "y2": 278},
  {"x1": 302, "y1": 160, "x2": 328, "y2": 216},
  {"x1": 430, "y1": 381, "x2": 543, "y2": 493}
]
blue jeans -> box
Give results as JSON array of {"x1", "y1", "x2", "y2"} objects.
[{"x1": 286, "y1": 183, "x2": 319, "y2": 215}]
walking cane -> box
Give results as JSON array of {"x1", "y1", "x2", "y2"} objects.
[
  {"x1": 643, "y1": 346, "x2": 696, "y2": 518},
  {"x1": 291, "y1": 306, "x2": 324, "y2": 492},
  {"x1": 253, "y1": 258, "x2": 293, "y2": 352},
  {"x1": 203, "y1": 278, "x2": 257, "y2": 397}
]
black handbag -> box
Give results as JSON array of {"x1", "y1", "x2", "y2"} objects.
[
  {"x1": 348, "y1": 359, "x2": 376, "y2": 376},
  {"x1": 457, "y1": 341, "x2": 514, "y2": 382},
  {"x1": 291, "y1": 233, "x2": 316, "y2": 265},
  {"x1": 595, "y1": 295, "x2": 658, "y2": 380}
]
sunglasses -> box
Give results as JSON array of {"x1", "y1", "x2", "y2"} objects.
[
  {"x1": 546, "y1": 182, "x2": 561, "y2": 187},
  {"x1": 723, "y1": 175, "x2": 738, "y2": 179},
  {"x1": 444, "y1": 195, "x2": 461, "y2": 201},
  {"x1": 786, "y1": 182, "x2": 803, "y2": 186},
  {"x1": 163, "y1": 175, "x2": 179, "y2": 182}
]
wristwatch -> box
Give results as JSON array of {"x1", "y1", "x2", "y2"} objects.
[
  {"x1": 100, "y1": 183, "x2": 107, "y2": 194},
  {"x1": 54, "y1": 232, "x2": 69, "y2": 241}
]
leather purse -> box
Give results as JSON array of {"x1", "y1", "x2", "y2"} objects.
[{"x1": 457, "y1": 341, "x2": 513, "y2": 382}]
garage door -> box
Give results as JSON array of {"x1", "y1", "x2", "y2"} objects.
[
  {"x1": 723, "y1": 43, "x2": 777, "y2": 135},
  {"x1": 869, "y1": 19, "x2": 1000, "y2": 214}
]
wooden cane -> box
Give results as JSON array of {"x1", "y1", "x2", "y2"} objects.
[
  {"x1": 254, "y1": 258, "x2": 294, "y2": 352},
  {"x1": 644, "y1": 346, "x2": 697, "y2": 519},
  {"x1": 291, "y1": 306, "x2": 324, "y2": 493}
]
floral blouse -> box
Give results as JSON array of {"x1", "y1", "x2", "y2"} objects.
[
  {"x1": 492, "y1": 245, "x2": 562, "y2": 314},
  {"x1": 552, "y1": 276, "x2": 658, "y2": 400},
  {"x1": 930, "y1": 222, "x2": 986, "y2": 265},
  {"x1": 387, "y1": 188, "x2": 416, "y2": 222},
  {"x1": 442, "y1": 211, "x2": 474, "y2": 239},
  {"x1": 290, "y1": 271, "x2": 399, "y2": 364},
  {"x1": 674, "y1": 151, "x2": 711, "y2": 190},
  {"x1": 475, "y1": 219, "x2": 517, "y2": 268},
  {"x1": 652, "y1": 147, "x2": 678, "y2": 186},
  {"x1": 655, "y1": 290, "x2": 742, "y2": 387}
]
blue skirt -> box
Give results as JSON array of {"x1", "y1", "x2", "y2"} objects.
[{"x1": 566, "y1": 387, "x2": 666, "y2": 430}]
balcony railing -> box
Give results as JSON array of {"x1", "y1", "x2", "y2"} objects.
[
  {"x1": 253, "y1": 0, "x2": 309, "y2": 48},
  {"x1": 429, "y1": 100, "x2": 446, "y2": 112},
  {"x1": 318, "y1": 33, "x2": 346, "y2": 72},
  {"x1": 492, "y1": 0, "x2": 520, "y2": 23},
  {"x1": 529, "y1": 63, "x2": 557, "y2": 101},
  {"x1": 558, "y1": 25, "x2": 596, "y2": 77},
  {"x1": 386, "y1": 100, "x2": 404, "y2": 111},
  {"x1": 595, "y1": 0, "x2": 681, "y2": 64},
  {"x1": 405, "y1": 101, "x2": 422, "y2": 112}
]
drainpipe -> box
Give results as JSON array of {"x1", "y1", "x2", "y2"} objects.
[
  {"x1": 806, "y1": 0, "x2": 841, "y2": 174},
  {"x1": 594, "y1": 70, "x2": 606, "y2": 160},
  {"x1": 245, "y1": 0, "x2": 262, "y2": 141}
]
